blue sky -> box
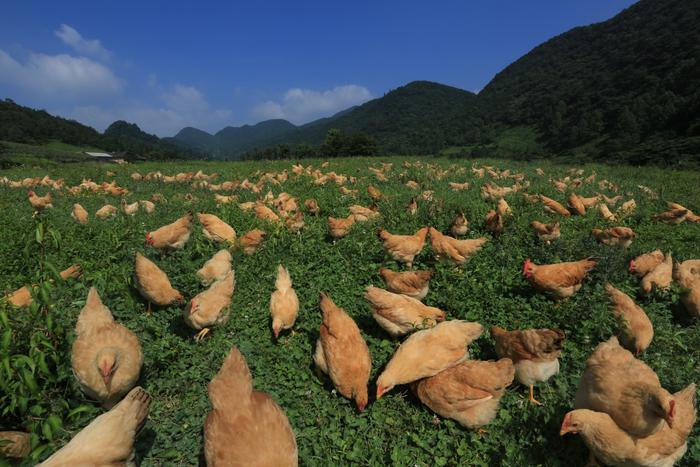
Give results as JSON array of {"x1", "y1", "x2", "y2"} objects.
[{"x1": 0, "y1": 0, "x2": 637, "y2": 137}]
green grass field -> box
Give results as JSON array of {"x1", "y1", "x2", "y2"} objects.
[{"x1": 1, "y1": 156, "x2": 699, "y2": 466}]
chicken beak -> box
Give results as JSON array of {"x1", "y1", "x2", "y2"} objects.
[
  {"x1": 357, "y1": 401, "x2": 367, "y2": 412},
  {"x1": 376, "y1": 386, "x2": 385, "y2": 400},
  {"x1": 629, "y1": 260, "x2": 635, "y2": 273},
  {"x1": 273, "y1": 328, "x2": 280, "y2": 339}
]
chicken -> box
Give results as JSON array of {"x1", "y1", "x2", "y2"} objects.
[
  {"x1": 540, "y1": 195, "x2": 570, "y2": 217},
  {"x1": 378, "y1": 227, "x2": 428, "y2": 268},
  {"x1": 579, "y1": 195, "x2": 601, "y2": 208},
  {"x1": 197, "y1": 249, "x2": 233, "y2": 286},
  {"x1": 629, "y1": 250, "x2": 665, "y2": 277},
  {"x1": 411, "y1": 358, "x2": 515, "y2": 429},
  {"x1": 376, "y1": 320, "x2": 483, "y2": 399},
  {"x1": 254, "y1": 202, "x2": 281, "y2": 224},
  {"x1": 522, "y1": 257, "x2": 596, "y2": 300},
  {"x1": 0, "y1": 431, "x2": 30, "y2": 458},
  {"x1": 449, "y1": 181, "x2": 470, "y2": 191},
  {"x1": 379, "y1": 268, "x2": 432, "y2": 300},
  {"x1": 328, "y1": 215, "x2": 355, "y2": 240},
  {"x1": 313, "y1": 293, "x2": 371, "y2": 411},
  {"x1": 27, "y1": 190, "x2": 53, "y2": 211},
  {"x1": 39, "y1": 387, "x2": 151, "y2": 467},
  {"x1": 238, "y1": 201, "x2": 255, "y2": 211},
  {"x1": 654, "y1": 208, "x2": 688, "y2": 225},
  {"x1": 617, "y1": 199, "x2": 637, "y2": 217},
  {"x1": 428, "y1": 227, "x2": 488, "y2": 265},
  {"x1": 183, "y1": 272, "x2": 234, "y2": 341},
  {"x1": 605, "y1": 283, "x2": 654, "y2": 354},
  {"x1": 71, "y1": 288, "x2": 143, "y2": 408},
  {"x1": 600, "y1": 194, "x2": 623, "y2": 206},
  {"x1": 239, "y1": 229, "x2": 266, "y2": 255},
  {"x1": 561, "y1": 383, "x2": 696, "y2": 467},
  {"x1": 146, "y1": 212, "x2": 193, "y2": 250},
  {"x1": 598, "y1": 203, "x2": 617, "y2": 221},
  {"x1": 304, "y1": 198, "x2": 320, "y2": 215},
  {"x1": 573, "y1": 336, "x2": 675, "y2": 437},
  {"x1": 497, "y1": 198, "x2": 512, "y2": 217},
  {"x1": 567, "y1": 193, "x2": 586, "y2": 215},
  {"x1": 364, "y1": 285, "x2": 445, "y2": 337},
  {"x1": 484, "y1": 210, "x2": 504, "y2": 236},
  {"x1": 407, "y1": 197, "x2": 418, "y2": 215},
  {"x1": 7, "y1": 264, "x2": 82, "y2": 307},
  {"x1": 591, "y1": 227, "x2": 635, "y2": 248},
  {"x1": 120, "y1": 198, "x2": 139, "y2": 216},
  {"x1": 349, "y1": 204, "x2": 380, "y2": 222},
  {"x1": 367, "y1": 185, "x2": 383, "y2": 201},
  {"x1": 270, "y1": 265, "x2": 299, "y2": 338},
  {"x1": 198, "y1": 213, "x2": 236, "y2": 245},
  {"x1": 530, "y1": 220, "x2": 560, "y2": 244},
  {"x1": 491, "y1": 326, "x2": 564, "y2": 405},
  {"x1": 450, "y1": 212, "x2": 469, "y2": 236},
  {"x1": 134, "y1": 253, "x2": 184, "y2": 313},
  {"x1": 673, "y1": 260, "x2": 700, "y2": 319},
  {"x1": 640, "y1": 254, "x2": 673, "y2": 294},
  {"x1": 405, "y1": 180, "x2": 420, "y2": 190},
  {"x1": 285, "y1": 211, "x2": 305, "y2": 233},
  {"x1": 71, "y1": 203, "x2": 89, "y2": 224},
  {"x1": 214, "y1": 194, "x2": 237, "y2": 207},
  {"x1": 95, "y1": 204, "x2": 117, "y2": 219},
  {"x1": 204, "y1": 347, "x2": 298, "y2": 466}
]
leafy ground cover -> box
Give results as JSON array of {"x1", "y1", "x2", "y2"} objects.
[{"x1": 1, "y1": 156, "x2": 699, "y2": 466}]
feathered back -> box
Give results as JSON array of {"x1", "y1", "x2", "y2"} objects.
[
  {"x1": 275, "y1": 265, "x2": 292, "y2": 291},
  {"x1": 76, "y1": 288, "x2": 114, "y2": 336},
  {"x1": 208, "y1": 346, "x2": 252, "y2": 410},
  {"x1": 492, "y1": 326, "x2": 565, "y2": 362}
]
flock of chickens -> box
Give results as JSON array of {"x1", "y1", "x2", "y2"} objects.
[{"x1": 2, "y1": 161, "x2": 699, "y2": 466}]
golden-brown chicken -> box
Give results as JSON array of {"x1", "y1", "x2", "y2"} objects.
[
  {"x1": 640, "y1": 253, "x2": 673, "y2": 294},
  {"x1": 578, "y1": 195, "x2": 601, "y2": 208},
  {"x1": 254, "y1": 202, "x2": 281, "y2": 224},
  {"x1": 405, "y1": 180, "x2": 420, "y2": 190},
  {"x1": 270, "y1": 265, "x2": 299, "y2": 338},
  {"x1": 285, "y1": 211, "x2": 305, "y2": 233},
  {"x1": 378, "y1": 227, "x2": 428, "y2": 268},
  {"x1": 561, "y1": 383, "x2": 696, "y2": 467},
  {"x1": 591, "y1": 227, "x2": 635, "y2": 248},
  {"x1": 367, "y1": 185, "x2": 383, "y2": 201},
  {"x1": 72, "y1": 203, "x2": 89, "y2": 224},
  {"x1": 27, "y1": 190, "x2": 53, "y2": 211},
  {"x1": 491, "y1": 326, "x2": 564, "y2": 405},
  {"x1": 95, "y1": 204, "x2": 117, "y2": 219},
  {"x1": 204, "y1": 347, "x2": 298, "y2": 467},
  {"x1": 412, "y1": 358, "x2": 515, "y2": 429},
  {"x1": 654, "y1": 209, "x2": 688, "y2": 225},
  {"x1": 449, "y1": 181, "x2": 470, "y2": 191},
  {"x1": 39, "y1": 387, "x2": 151, "y2": 467},
  {"x1": 567, "y1": 193, "x2": 586, "y2": 215},
  {"x1": 313, "y1": 293, "x2": 371, "y2": 411},
  {"x1": 349, "y1": 204, "x2": 380, "y2": 222},
  {"x1": 673, "y1": 260, "x2": 700, "y2": 319},
  {"x1": 598, "y1": 203, "x2": 617, "y2": 221},
  {"x1": 183, "y1": 272, "x2": 235, "y2": 341},
  {"x1": 540, "y1": 195, "x2": 570, "y2": 217},
  {"x1": 617, "y1": 199, "x2": 636, "y2": 217},
  {"x1": 134, "y1": 253, "x2": 184, "y2": 313},
  {"x1": 198, "y1": 213, "x2": 236, "y2": 245},
  {"x1": 304, "y1": 198, "x2": 320, "y2": 215},
  {"x1": 214, "y1": 194, "x2": 237, "y2": 207},
  {"x1": 379, "y1": 268, "x2": 432, "y2": 300},
  {"x1": 573, "y1": 336, "x2": 675, "y2": 437},
  {"x1": 522, "y1": 257, "x2": 596, "y2": 300},
  {"x1": 239, "y1": 229, "x2": 266, "y2": 255},
  {"x1": 605, "y1": 283, "x2": 653, "y2": 354},
  {"x1": 407, "y1": 197, "x2": 418, "y2": 216},
  {"x1": 450, "y1": 212, "x2": 469, "y2": 236},
  {"x1": 146, "y1": 212, "x2": 193, "y2": 250},
  {"x1": 7, "y1": 264, "x2": 82, "y2": 307},
  {"x1": 484, "y1": 210, "x2": 504, "y2": 236},
  {"x1": 238, "y1": 201, "x2": 255, "y2": 211},
  {"x1": 0, "y1": 431, "x2": 30, "y2": 459},
  {"x1": 71, "y1": 288, "x2": 143, "y2": 408},
  {"x1": 497, "y1": 198, "x2": 512, "y2": 217},
  {"x1": 530, "y1": 220, "x2": 560, "y2": 244},
  {"x1": 629, "y1": 250, "x2": 664, "y2": 277},
  {"x1": 376, "y1": 320, "x2": 483, "y2": 399},
  {"x1": 428, "y1": 227, "x2": 488, "y2": 265},
  {"x1": 197, "y1": 249, "x2": 232, "y2": 286},
  {"x1": 120, "y1": 199, "x2": 139, "y2": 216},
  {"x1": 328, "y1": 215, "x2": 355, "y2": 240},
  {"x1": 364, "y1": 285, "x2": 445, "y2": 337}
]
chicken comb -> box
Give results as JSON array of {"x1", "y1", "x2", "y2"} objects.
[
  {"x1": 522, "y1": 258, "x2": 533, "y2": 274},
  {"x1": 628, "y1": 259, "x2": 636, "y2": 272}
]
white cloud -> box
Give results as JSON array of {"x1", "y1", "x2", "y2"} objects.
[
  {"x1": 55, "y1": 24, "x2": 111, "y2": 61},
  {"x1": 253, "y1": 84, "x2": 372, "y2": 123},
  {"x1": 0, "y1": 49, "x2": 122, "y2": 101}
]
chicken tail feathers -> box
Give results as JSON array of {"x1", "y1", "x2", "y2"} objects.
[{"x1": 208, "y1": 346, "x2": 252, "y2": 409}]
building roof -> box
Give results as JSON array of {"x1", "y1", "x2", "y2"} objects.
[{"x1": 85, "y1": 152, "x2": 113, "y2": 158}]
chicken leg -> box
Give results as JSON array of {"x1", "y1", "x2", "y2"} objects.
[
  {"x1": 528, "y1": 385, "x2": 543, "y2": 406},
  {"x1": 195, "y1": 328, "x2": 210, "y2": 342}
]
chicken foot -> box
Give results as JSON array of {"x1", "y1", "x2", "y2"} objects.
[{"x1": 528, "y1": 385, "x2": 543, "y2": 406}]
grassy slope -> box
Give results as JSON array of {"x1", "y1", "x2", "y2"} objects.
[
  {"x1": 0, "y1": 141, "x2": 104, "y2": 166},
  {"x1": 1, "y1": 156, "x2": 699, "y2": 466}
]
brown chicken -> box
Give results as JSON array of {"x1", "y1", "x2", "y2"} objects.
[
  {"x1": 484, "y1": 210, "x2": 504, "y2": 236},
  {"x1": 561, "y1": 383, "x2": 696, "y2": 467},
  {"x1": 428, "y1": 227, "x2": 488, "y2": 265},
  {"x1": 522, "y1": 257, "x2": 596, "y2": 300},
  {"x1": 95, "y1": 204, "x2": 117, "y2": 219},
  {"x1": 407, "y1": 197, "x2": 418, "y2": 216},
  {"x1": 313, "y1": 293, "x2": 372, "y2": 411},
  {"x1": 349, "y1": 204, "x2": 380, "y2": 222},
  {"x1": 497, "y1": 198, "x2": 512, "y2": 217},
  {"x1": 285, "y1": 211, "x2": 305, "y2": 233},
  {"x1": 598, "y1": 203, "x2": 617, "y2": 221},
  {"x1": 574, "y1": 336, "x2": 675, "y2": 437},
  {"x1": 0, "y1": 431, "x2": 30, "y2": 459},
  {"x1": 120, "y1": 199, "x2": 139, "y2": 216},
  {"x1": 376, "y1": 320, "x2": 483, "y2": 399},
  {"x1": 674, "y1": 260, "x2": 700, "y2": 319},
  {"x1": 540, "y1": 195, "x2": 571, "y2": 217},
  {"x1": 379, "y1": 268, "x2": 432, "y2": 300},
  {"x1": 134, "y1": 253, "x2": 184, "y2": 313},
  {"x1": 492, "y1": 326, "x2": 564, "y2": 405},
  {"x1": 605, "y1": 283, "x2": 653, "y2": 354},
  {"x1": 270, "y1": 265, "x2": 299, "y2": 338},
  {"x1": 254, "y1": 202, "x2": 281, "y2": 224},
  {"x1": 183, "y1": 272, "x2": 235, "y2": 341},
  {"x1": 567, "y1": 193, "x2": 586, "y2": 215},
  {"x1": 72, "y1": 203, "x2": 89, "y2": 224},
  {"x1": 7, "y1": 264, "x2": 82, "y2": 307},
  {"x1": 530, "y1": 220, "x2": 560, "y2": 244},
  {"x1": 412, "y1": 358, "x2": 515, "y2": 429},
  {"x1": 378, "y1": 227, "x2": 428, "y2": 268},
  {"x1": 655, "y1": 209, "x2": 688, "y2": 225},
  {"x1": 39, "y1": 387, "x2": 151, "y2": 467},
  {"x1": 204, "y1": 346, "x2": 298, "y2": 466},
  {"x1": 328, "y1": 215, "x2": 356, "y2": 240},
  {"x1": 27, "y1": 190, "x2": 53, "y2": 211},
  {"x1": 239, "y1": 229, "x2": 266, "y2": 255},
  {"x1": 579, "y1": 195, "x2": 601, "y2": 208},
  {"x1": 617, "y1": 199, "x2": 636, "y2": 217},
  {"x1": 198, "y1": 213, "x2": 237, "y2": 245},
  {"x1": 640, "y1": 253, "x2": 673, "y2": 294},
  {"x1": 592, "y1": 227, "x2": 635, "y2": 248},
  {"x1": 71, "y1": 288, "x2": 143, "y2": 408},
  {"x1": 304, "y1": 198, "x2": 320, "y2": 215},
  {"x1": 629, "y1": 250, "x2": 665, "y2": 277},
  {"x1": 364, "y1": 285, "x2": 445, "y2": 337},
  {"x1": 450, "y1": 212, "x2": 469, "y2": 236},
  {"x1": 367, "y1": 185, "x2": 383, "y2": 201},
  {"x1": 146, "y1": 212, "x2": 193, "y2": 250},
  {"x1": 197, "y1": 250, "x2": 233, "y2": 286}
]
